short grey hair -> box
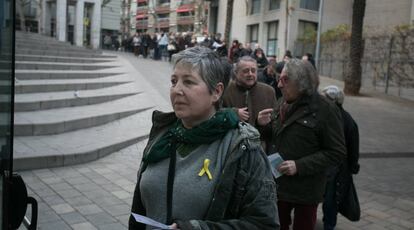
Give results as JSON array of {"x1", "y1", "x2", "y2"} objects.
[
  {"x1": 284, "y1": 58, "x2": 319, "y2": 96},
  {"x1": 234, "y1": 56, "x2": 257, "y2": 73},
  {"x1": 173, "y1": 46, "x2": 231, "y2": 108}
]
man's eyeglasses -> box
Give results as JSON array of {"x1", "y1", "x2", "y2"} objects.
[{"x1": 241, "y1": 67, "x2": 257, "y2": 74}]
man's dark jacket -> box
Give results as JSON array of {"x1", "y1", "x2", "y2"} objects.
[{"x1": 267, "y1": 93, "x2": 346, "y2": 204}]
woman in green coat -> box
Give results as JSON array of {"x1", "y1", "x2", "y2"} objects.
[{"x1": 129, "y1": 47, "x2": 279, "y2": 230}]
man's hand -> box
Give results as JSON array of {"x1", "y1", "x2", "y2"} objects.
[
  {"x1": 257, "y1": 108, "x2": 274, "y2": 126},
  {"x1": 238, "y1": 107, "x2": 250, "y2": 122},
  {"x1": 278, "y1": 160, "x2": 297, "y2": 176}
]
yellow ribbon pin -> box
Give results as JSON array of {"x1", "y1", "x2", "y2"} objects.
[{"x1": 198, "y1": 159, "x2": 213, "y2": 180}]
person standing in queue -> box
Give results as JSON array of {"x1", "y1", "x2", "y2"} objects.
[
  {"x1": 129, "y1": 47, "x2": 280, "y2": 230},
  {"x1": 257, "y1": 59, "x2": 346, "y2": 230},
  {"x1": 222, "y1": 56, "x2": 277, "y2": 152},
  {"x1": 321, "y1": 85, "x2": 360, "y2": 230}
]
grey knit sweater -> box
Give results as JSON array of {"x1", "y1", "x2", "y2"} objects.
[{"x1": 139, "y1": 130, "x2": 236, "y2": 229}]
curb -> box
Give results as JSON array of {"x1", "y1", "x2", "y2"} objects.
[{"x1": 360, "y1": 152, "x2": 414, "y2": 158}]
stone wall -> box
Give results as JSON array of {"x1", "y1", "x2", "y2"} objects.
[{"x1": 318, "y1": 27, "x2": 414, "y2": 99}]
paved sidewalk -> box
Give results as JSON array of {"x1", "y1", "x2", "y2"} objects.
[
  {"x1": 18, "y1": 146, "x2": 414, "y2": 230},
  {"x1": 319, "y1": 77, "x2": 414, "y2": 156},
  {"x1": 16, "y1": 52, "x2": 414, "y2": 230}
]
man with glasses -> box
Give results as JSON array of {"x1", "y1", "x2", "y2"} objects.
[
  {"x1": 257, "y1": 59, "x2": 346, "y2": 230},
  {"x1": 223, "y1": 56, "x2": 277, "y2": 152}
]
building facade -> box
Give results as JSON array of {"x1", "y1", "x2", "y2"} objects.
[
  {"x1": 125, "y1": 0, "x2": 210, "y2": 35},
  {"x1": 17, "y1": 0, "x2": 121, "y2": 49},
  {"x1": 101, "y1": 0, "x2": 122, "y2": 37},
  {"x1": 213, "y1": 0, "x2": 414, "y2": 59},
  {"x1": 363, "y1": 0, "x2": 414, "y2": 33},
  {"x1": 213, "y1": 0, "x2": 350, "y2": 58}
]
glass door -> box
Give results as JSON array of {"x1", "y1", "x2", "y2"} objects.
[{"x1": 0, "y1": 0, "x2": 14, "y2": 229}]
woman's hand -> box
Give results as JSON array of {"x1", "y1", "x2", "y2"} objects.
[
  {"x1": 278, "y1": 160, "x2": 297, "y2": 176},
  {"x1": 170, "y1": 223, "x2": 179, "y2": 229},
  {"x1": 238, "y1": 107, "x2": 250, "y2": 122},
  {"x1": 257, "y1": 108, "x2": 274, "y2": 126}
]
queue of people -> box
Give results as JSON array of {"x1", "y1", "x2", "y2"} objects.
[
  {"x1": 128, "y1": 39, "x2": 360, "y2": 230},
  {"x1": 118, "y1": 32, "x2": 229, "y2": 62}
]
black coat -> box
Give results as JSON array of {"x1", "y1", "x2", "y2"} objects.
[
  {"x1": 341, "y1": 108, "x2": 359, "y2": 174},
  {"x1": 334, "y1": 107, "x2": 359, "y2": 203}
]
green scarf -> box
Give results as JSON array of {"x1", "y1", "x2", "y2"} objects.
[{"x1": 143, "y1": 109, "x2": 239, "y2": 164}]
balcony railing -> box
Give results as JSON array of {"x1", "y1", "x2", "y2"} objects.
[
  {"x1": 155, "y1": 18, "x2": 170, "y2": 28},
  {"x1": 137, "y1": 20, "x2": 149, "y2": 25},
  {"x1": 155, "y1": 5, "x2": 171, "y2": 13},
  {"x1": 136, "y1": 20, "x2": 149, "y2": 29},
  {"x1": 176, "y1": 15, "x2": 195, "y2": 25}
]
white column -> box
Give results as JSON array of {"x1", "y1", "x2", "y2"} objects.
[
  {"x1": 75, "y1": 0, "x2": 84, "y2": 46},
  {"x1": 90, "y1": 0, "x2": 101, "y2": 49},
  {"x1": 56, "y1": 0, "x2": 67, "y2": 41},
  {"x1": 411, "y1": 0, "x2": 414, "y2": 24},
  {"x1": 41, "y1": 1, "x2": 50, "y2": 35}
]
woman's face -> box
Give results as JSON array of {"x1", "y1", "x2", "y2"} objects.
[
  {"x1": 278, "y1": 68, "x2": 301, "y2": 103},
  {"x1": 170, "y1": 62, "x2": 222, "y2": 128}
]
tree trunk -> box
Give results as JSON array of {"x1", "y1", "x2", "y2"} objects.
[
  {"x1": 344, "y1": 0, "x2": 366, "y2": 95},
  {"x1": 16, "y1": 0, "x2": 26, "y2": 31},
  {"x1": 194, "y1": 0, "x2": 203, "y2": 35},
  {"x1": 224, "y1": 0, "x2": 234, "y2": 45}
]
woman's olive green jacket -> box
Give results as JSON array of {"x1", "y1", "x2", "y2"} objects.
[{"x1": 129, "y1": 110, "x2": 280, "y2": 230}]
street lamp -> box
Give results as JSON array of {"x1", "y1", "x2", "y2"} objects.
[{"x1": 315, "y1": 0, "x2": 324, "y2": 68}]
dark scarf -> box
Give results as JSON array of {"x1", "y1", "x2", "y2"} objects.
[
  {"x1": 143, "y1": 109, "x2": 239, "y2": 164},
  {"x1": 279, "y1": 94, "x2": 312, "y2": 123}
]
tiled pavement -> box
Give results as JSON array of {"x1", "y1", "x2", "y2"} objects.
[
  {"x1": 17, "y1": 52, "x2": 414, "y2": 229},
  {"x1": 17, "y1": 142, "x2": 146, "y2": 230},
  {"x1": 18, "y1": 143, "x2": 414, "y2": 230}
]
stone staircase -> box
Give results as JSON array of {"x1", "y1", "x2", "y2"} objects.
[{"x1": 12, "y1": 32, "x2": 153, "y2": 170}]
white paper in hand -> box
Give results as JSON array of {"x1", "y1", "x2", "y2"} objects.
[
  {"x1": 268, "y1": 153, "x2": 284, "y2": 178},
  {"x1": 131, "y1": 213, "x2": 173, "y2": 229}
]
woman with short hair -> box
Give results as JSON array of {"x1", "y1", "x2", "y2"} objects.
[{"x1": 129, "y1": 47, "x2": 280, "y2": 230}]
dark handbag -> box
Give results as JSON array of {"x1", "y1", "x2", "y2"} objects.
[{"x1": 338, "y1": 178, "x2": 360, "y2": 221}]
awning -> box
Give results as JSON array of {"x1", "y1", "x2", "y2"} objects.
[
  {"x1": 136, "y1": 14, "x2": 147, "y2": 19},
  {"x1": 137, "y1": 0, "x2": 147, "y2": 3},
  {"x1": 176, "y1": 4, "x2": 194, "y2": 13}
]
